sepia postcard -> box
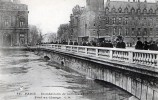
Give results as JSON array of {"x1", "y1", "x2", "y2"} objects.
[{"x1": 0, "y1": 0, "x2": 158, "y2": 100}]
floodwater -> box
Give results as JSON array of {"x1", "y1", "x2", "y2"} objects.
[{"x1": 0, "y1": 50, "x2": 136, "y2": 100}]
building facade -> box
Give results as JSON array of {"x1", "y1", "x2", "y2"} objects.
[
  {"x1": 69, "y1": 5, "x2": 85, "y2": 42},
  {"x1": 70, "y1": 0, "x2": 158, "y2": 44},
  {"x1": 0, "y1": 0, "x2": 28, "y2": 46}
]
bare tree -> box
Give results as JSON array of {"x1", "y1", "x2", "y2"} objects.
[
  {"x1": 28, "y1": 25, "x2": 43, "y2": 46},
  {"x1": 57, "y1": 24, "x2": 70, "y2": 42},
  {"x1": 42, "y1": 32, "x2": 57, "y2": 43},
  {"x1": 49, "y1": 33, "x2": 57, "y2": 43}
]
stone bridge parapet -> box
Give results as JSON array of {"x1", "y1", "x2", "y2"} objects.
[{"x1": 30, "y1": 44, "x2": 158, "y2": 100}]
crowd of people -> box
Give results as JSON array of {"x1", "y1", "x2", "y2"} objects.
[
  {"x1": 55, "y1": 39, "x2": 126, "y2": 49},
  {"x1": 135, "y1": 38, "x2": 158, "y2": 50},
  {"x1": 46, "y1": 37, "x2": 158, "y2": 51},
  {"x1": 67, "y1": 37, "x2": 126, "y2": 49}
]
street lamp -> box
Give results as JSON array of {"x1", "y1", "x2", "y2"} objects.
[{"x1": 97, "y1": 15, "x2": 101, "y2": 43}]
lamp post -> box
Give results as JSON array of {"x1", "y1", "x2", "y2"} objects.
[{"x1": 97, "y1": 15, "x2": 101, "y2": 43}]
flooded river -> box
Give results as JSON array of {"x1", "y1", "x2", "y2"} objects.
[{"x1": 0, "y1": 50, "x2": 135, "y2": 100}]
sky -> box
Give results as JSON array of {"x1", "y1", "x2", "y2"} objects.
[
  {"x1": 20, "y1": 0, "x2": 156, "y2": 34},
  {"x1": 21, "y1": 0, "x2": 86, "y2": 34}
]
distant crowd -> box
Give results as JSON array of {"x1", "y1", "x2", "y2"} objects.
[
  {"x1": 135, "y1": 38, "x2": 158, "y2": 51},
  {"x1": 44, "y1": 38, "x2": 158, "y2": 51}
]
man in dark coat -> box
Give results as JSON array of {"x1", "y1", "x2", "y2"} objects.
[
  {"x1": 100, "y1": 41, "x2": 105, "y2": 47},
  {"x1": 82, "y1": 41, "x2": 87, "y2": 46},
  {"x1": 108, "y1": 40, "x2": 113, "y2": 48},
  {"x1": 143, "y1": 41, "x2": 149, "y2": 50},
  {"x1": 116, "y1": 39, "x2": 126, "y2": 49},
  {"x1": 135, "y1": 38, "x2": 143, "y2": 50},
  {"x1": 91, "y1": 41, "x2": 96, "y2": 46},
  {"x1": 74, "y1": 41, "x2": 78, "y2": 45},
  {"x1": 149, "y1": 41, "x2": 157, "y2": 51},
  {"x1": 69, "y1": 40, "x2": 73, "y2": 45}
]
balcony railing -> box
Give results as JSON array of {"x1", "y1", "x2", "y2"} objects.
[{"x1": 40, "y1": 44, "x2": 158, "y2": 68}]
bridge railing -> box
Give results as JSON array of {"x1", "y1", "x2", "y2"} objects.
[{"x1": 39, "y1": 44, "x2": 158, "y2": 68}]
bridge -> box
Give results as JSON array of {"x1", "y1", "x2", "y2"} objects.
[{"x1": 30, "y1": 44, "x2": 158, "y2": 100}]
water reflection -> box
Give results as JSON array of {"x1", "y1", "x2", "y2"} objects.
[{"x1": 0, "y1": 50, "x2": 135, "y2": 100}]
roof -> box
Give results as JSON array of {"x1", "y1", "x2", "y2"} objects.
[{"x1": 105, "y1": 1, "x2": 158, "y2": 12}]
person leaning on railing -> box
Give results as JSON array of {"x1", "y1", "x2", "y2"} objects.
[
  {"x1": 108, "y1": 40, "x2": 113, "y2": 48},
  {"x1": 69, "y1": 40, "x2": 73, "y2": 45},
  {"x1": 91, "y1": 41, "x2": 96, "y2": 46},
  {"x1": 82, "y1": 41, "x2": 87, "y2": 46},
  {"x1": 116, "y1": 39, "x2": 126, "y2": 49},
  {"x1": 135, "y1": 38, "x2": 143, "y2": 50},
  {"x1": 149, "y1": 41, "x2": 157, "y2": 51},
  {"x1": 74, "y1": 41, "x2": 78, "y2": 45},
  {"x1": 143, "y1": 41, "x2": 149, "y2": 50}
]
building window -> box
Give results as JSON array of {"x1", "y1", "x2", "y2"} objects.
[
  {"x1": 93, "y1": 30, "x2": 96, "y2": 35},
  {"x1": 132, "y1": 28, "x2": 135, "y2": 35},
  {"x1": 143, "y1": 18, "x2": 147, "y2": 26},
  {"x1": 19, "y1": 17, "x2": 25, "y2": 27},
  {"x1": 143, "y1": 8, "x2": 147, "y2": 14},
  {"x1": 156, "y1": 18, "x2": 158, "y2": 23},
  {"x1": 131, "y1": 17, "x2": 135, "y2": 26},
  {"x1": 105, "y1": 27, "x2": 109, "y2": 35},
  {"x1": 156, "y1": 28, "x2": 158, "y2": 34},
  {"x1": 149, "y1": 8, "x2": 153, "y2": 14},
  {"x1": 112, "y1": 8, "x2": 116, "y2": 13},
  {"x1": 20, "y1": 21, "x2": 24, "y2": 27},
  {"x1": 150, "y1": 28, "x2": 153, "y2": 34},
  {"x1": 125, "y1": 28, "x2": 128, "y2": 36},
  {"x1": 125, "y1": 17, "x2": 128, "y2": 24},
  {"x1": 131, "y1": 8, "x2": 135, "y2": 14},
  {"x1": 4, "y1": 20, "x2": 9, "y2": 27},
  {"x1": 138, "y1": 28, "x2": 141, "y2": 36},
  {"x1": 144, "y1": 28, "x2": 147, "y2": 35},
  {"x1": 124, "y1": 7, "x2": 128, "y2": 13},
  {"x1": 105, "y1": 7, "x2": 109, "y2": 14},
  {"x1": 118, "y1": 7, "x2": 122, "y2": 13},
  {"x1": 105, "y1": 17, "x2": 109, "y2": 24},
  {"x1": 113, "y1": 27, "x2": 116, "y2": 35},
  {"x1": 156, "y1": 9, "x2": 158, "y2": 14},
  {"x1": 113, "y1": 17, "x2": 116, "y2": 24},
  {"x1": 94, "y1": 23, "x2": 96, "y2": 27},
  {"x1": 149, "y1": 18, "x2": 153, "y2": 26},
  {"x1": 16, "y1": 6, "x2": 19, "y2": 9},
  {"x1": 137, "y1": 9, "x2": 141, "y2": 15},
  {"x1": 118, "y1": 17, "x2": 122, "y2": 24},
  {"x1": 119, "y1": 28, "x2": 122, "y2": 35}
]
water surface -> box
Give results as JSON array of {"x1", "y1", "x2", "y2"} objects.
[{"x1": 0, "y1": 50, "x2": 135, "y2": 100}]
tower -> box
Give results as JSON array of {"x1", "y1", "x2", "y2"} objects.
[
  {"x1": 13, "y1": 0, "x2": 20, "y2": 3},
  {"x1": 86, "y1": 0, "x2": 104, "y2": 11}
]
